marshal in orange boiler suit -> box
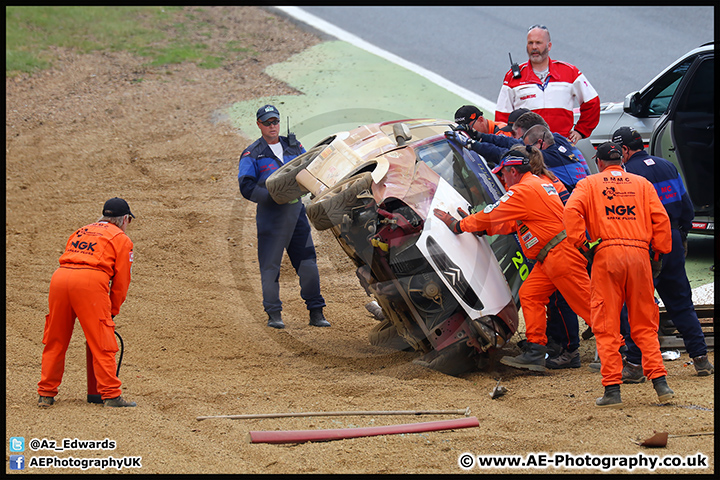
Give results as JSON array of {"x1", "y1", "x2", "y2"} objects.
[
  {"x1": 38, "y1": 198, "x2": 137, "y2": 408},
  {"x1": 564, "y1": 142, "x2": 673, "y2": 408},
  {"x1": 434, "y1": 144, "x2": 592, "y2": 373}
]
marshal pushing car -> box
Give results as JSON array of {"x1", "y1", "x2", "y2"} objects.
[{"x1": 266, "y1": 119, "x2": 530, "y2": 375}]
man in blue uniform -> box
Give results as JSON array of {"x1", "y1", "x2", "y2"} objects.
[
  {"x1": 238, "y1": 104, "x2": 330, "y2": 329},
  {"x1": 448, "y1": 111, "x2": 590, "y2": 188},
  {"x1": 612, "y1": 126, "x2": 713, "y2": 377}
]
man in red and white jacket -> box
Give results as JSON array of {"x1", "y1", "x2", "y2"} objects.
[{"x1": 495, "y1": 25, "x2": 600, "y2": 144}]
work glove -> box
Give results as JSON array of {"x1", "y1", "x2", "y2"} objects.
[
  {"x1": 649, "y1": 249, "x2": 663, "y2": 279},
  {"x1": 458, "y1": 206, "x2": 489, "y2": 236},
  {"x1": 578, "y1": 238, "x2": 602, "y2": 262},
  {"x1": 454, "y1": 124, "x2": 482, "y2": 140},
  {"x1": 470, "y1": 204, "x2": 485, "y2": 215},
  {"x1": 433, "y1": 208, "x2": 463, "y2": 234},
  {"x1": 445, "y1": 130, "x2": 476, "y2": 149}
]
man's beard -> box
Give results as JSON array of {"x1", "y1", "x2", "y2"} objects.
[{"x1": 528, "y1": 48, "x2": 549, "y2": 65}]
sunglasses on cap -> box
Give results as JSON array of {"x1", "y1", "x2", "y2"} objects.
[
  {"x1": 500, "y1": 154, "x2": 530, "y2": 168},
  {"x1": 528, "y1": 24, "x2": 548, "y2": 32},
  {"x1": 260, "y1": 119, "x2": 280, "y2": 127}
]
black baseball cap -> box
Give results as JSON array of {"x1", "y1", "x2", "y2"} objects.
[
  {"x1": 594, "y1": 142, "x2": 623, "y2": 161},
  {"x1": 611, "y1": 126, "x2": 644, "y2": 150},
  {"x1": 103, "y1": 197, "x2": 135, "y2": 218},
  {"x1": 454, "y1": 105, "x2": 483, "y2": 124},
  {"x1": 499, "y1": 108, "x2": 531, "y2": 132},
  {"x1": 256, "y1": 104, "x2": 280, "y2": 122}
]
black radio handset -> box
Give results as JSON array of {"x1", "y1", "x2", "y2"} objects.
[
  {"x1": 509, "y1": 53, "x2": 521, "y2": 79},
  {"x1": 287, "y1": 117, "x2": 298, "y2": 147}
]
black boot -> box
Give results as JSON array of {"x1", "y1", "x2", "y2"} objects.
[
  {"x1": 596, "y1": 384, "x2": 622, "y2": 408},
  {"x1": 500, "y1": 342, "x2": 547, "y2": 372},
  {"x1": 652, "y1": 375, "x2": 675, "y2": 402},
  {"x1": 309, "y1": 308, "x2": 331, "y2": 327},
  {"x1": 621, "y1": 358, "x2": 646, "y2": 384},
  {"x1": 103, "y1": 396, "x2": 137, "y2": 407},
  {"x1": 267, "y1": 311, "x2": 284, "y2": 329},
  {"x1": 693, "y1": 354, "x2": 714, "y2": 376},
  {"x1": 546, "y1": 348, "x2": 581, "y2": 369}
]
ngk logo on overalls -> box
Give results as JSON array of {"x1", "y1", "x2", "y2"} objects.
[
  {"x1": 70, "y1": 240, "x2": 97, "y2": 254},
  {"x1": 605, "y1": 205, "x2": 636, "y2": 220}
]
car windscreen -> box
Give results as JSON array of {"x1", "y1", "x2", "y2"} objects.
[
  {"x1": 415, "y1": 139, "x2": 529, "y2": 305},
  {"x1": 415, "y1": 139, "x2": 500, "y2": 211}
]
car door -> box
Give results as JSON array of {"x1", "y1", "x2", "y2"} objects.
[
  {"x1": 451, "y1": 142, "x2": 530, "y2": 307},
  {"x1": 650, "y1": 52, "x2": 714, "y2": 233}
]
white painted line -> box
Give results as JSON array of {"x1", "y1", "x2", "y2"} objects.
[
  {"x1": 657, "y1": 282, "x2": 714, "y2": 308},
  {"x1": 276, "y1": 6, "x2": 497, "y2": 115}
]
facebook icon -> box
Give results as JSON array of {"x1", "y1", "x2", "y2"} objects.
[{"x1": 10, "y1": 455, "x2": 25, "y2": 470}]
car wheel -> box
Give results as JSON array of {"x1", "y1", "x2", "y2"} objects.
[
  {"x1": 266, "y1": 144, "x2": 325, "y2": 204},
  {"x1": 368, "y1": 318, "x2": 413, "y2": 351},
  {"x1": 307, "y1": 172, "x2": 373, "y2": 231}
]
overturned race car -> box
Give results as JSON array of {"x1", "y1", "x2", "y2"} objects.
[{"x1": 266, "y1": 119, "x2": 530, "y2": 376}]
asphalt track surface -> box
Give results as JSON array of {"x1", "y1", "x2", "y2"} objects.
[
  {"x1": 297, "y1": 6, "x2": 714, "y2": 110},
  {"x1": 224, "y1": 6, "x2": 714, "y2": 296}
]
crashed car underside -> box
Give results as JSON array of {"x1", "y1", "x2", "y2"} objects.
[{"x1": 267, "y1": 120, "x2": 529, "y2": 375}]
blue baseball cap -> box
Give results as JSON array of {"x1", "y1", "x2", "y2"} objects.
[{"x1": 256, "y1": 104, "x2": 280, "y2": 122}]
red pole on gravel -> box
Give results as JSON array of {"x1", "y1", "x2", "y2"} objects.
[{"x1": 247, "y1": 416, "x2": 480, "y2": 444}]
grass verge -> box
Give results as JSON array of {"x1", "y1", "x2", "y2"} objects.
[{"x1": 6, "y1": 6, "x2": 255, "y2": 76}]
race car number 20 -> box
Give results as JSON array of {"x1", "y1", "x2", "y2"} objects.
[{"x1": 512, "y1": 251, "x2": 529, "y2": 280}]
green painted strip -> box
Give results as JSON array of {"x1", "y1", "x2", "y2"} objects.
[
  {"x1": 226, "y1": 39, "x2": 714, "y2": 295},
  {"x1": 226, "y1": 41, "x2": 471, "y2": 148}
]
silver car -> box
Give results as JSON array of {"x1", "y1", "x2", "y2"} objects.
[{"x1": 575, "y1": 42, "x2": 714, "y2": 234}]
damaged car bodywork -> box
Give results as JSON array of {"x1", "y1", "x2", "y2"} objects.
[{"x1": 266, "y1": 119, "x2": 529, "y2": 375}]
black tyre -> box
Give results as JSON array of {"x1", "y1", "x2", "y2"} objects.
[
  {"x1": 306, "y1": 172, "x2": 373, "y2": 231},
  {"x1": 266, "y1": 145, "x2": 325, "y2": 204},
  {"x1": 368, "y1": 318, "x2": 413, "y2": 351}
]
